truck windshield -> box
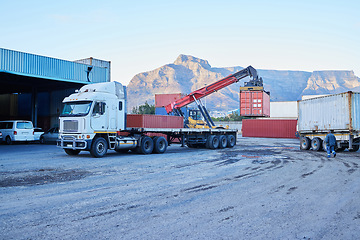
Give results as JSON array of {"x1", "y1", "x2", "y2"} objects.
[{"x1": 60, "y1": 101, "x2": 92, "y2": 117}]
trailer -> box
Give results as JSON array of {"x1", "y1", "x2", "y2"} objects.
[{"x1": 297, "y1": 91, "x2": 360, "y2": 152}]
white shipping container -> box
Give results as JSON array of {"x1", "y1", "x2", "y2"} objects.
[
  {"x1": 301, "y1": 94, "x2": 328, "y2": 100},
  {"x1": 270, "y1": 101, "x2": 298, "y2": 118},
  {"x1": 298, "y1": 92, "x2": 360, "y2": 133}
]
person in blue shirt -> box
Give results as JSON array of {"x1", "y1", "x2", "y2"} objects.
[{"x1": 325, "y1": 130, "x2": 337, "y2": 158}]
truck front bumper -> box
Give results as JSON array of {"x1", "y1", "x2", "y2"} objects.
[{"x1": 57, "y1": 136, "x2": 92, "y2": 150}]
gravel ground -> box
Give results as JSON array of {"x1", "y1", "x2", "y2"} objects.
[{"x1": 1, "y1": 137, "x2": 360, "y2": 240}]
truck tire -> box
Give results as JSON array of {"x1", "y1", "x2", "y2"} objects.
[
  {"x1": 219, "y1": 135, "x2": 227, "y2": 149},
  {"x1": 207, "y1": 135, "x2": 219, "y2": 149},
  {"x1": 322, "y1": 141, "x2": 327, "y2": 151},
  {"x1": 227, "y1": 134, "x2": 236, "y2": 148},
  {"x1": 300, "y1": 137, "x2": 311, "y2": 150},
  {"x1": 90, "y1": 137, "x2": 108, "y2": 158},
  {"x1": 311, "y1": 137, "x2": 322, "y2": 151},
  {"x1": 64, "y1": 149, "x2": 81, "y2": 155},
  {"x1": 349, "y1": 145, "x2": 359, "y2": 152},
  {"x1": 139, "y1": 136, "x2": 153, "y2": 154},
  {"x1": 153, "y1": 136, "x2": 167, "y2": 154}
]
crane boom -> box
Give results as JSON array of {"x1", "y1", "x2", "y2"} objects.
[{"x1": 165, "y1": 66, "x2": 260, "y2": 114}]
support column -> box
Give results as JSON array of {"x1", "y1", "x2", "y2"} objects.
[{"x1": 31, "y1": 87, "x2": 38, "y2": 127}]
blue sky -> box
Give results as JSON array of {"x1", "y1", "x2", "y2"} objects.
[{"x1": 1, "y1": 0, "x2": 359, "y2": 85}]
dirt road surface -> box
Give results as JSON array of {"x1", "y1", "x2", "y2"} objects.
[{"x1": 1, "y1": 137, "x2": 360, "y2": 239}]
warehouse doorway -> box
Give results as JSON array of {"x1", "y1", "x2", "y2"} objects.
[{"x1": 0, "y1": 72, "x2": 85, "y2": 130}]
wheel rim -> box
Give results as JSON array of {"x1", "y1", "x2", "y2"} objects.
[
  {"x1": 159, "y1": 140, "x2": 164, "y2": 150},
  {"x1": 213, "y1": 137, "x2": 219, "y2": 147},
  {"x1": 97, "y1": 142, "x2": 105, "y2": 153},
  {"x1": 144, "y1": 140, "x2": 150, "y2": 150}
]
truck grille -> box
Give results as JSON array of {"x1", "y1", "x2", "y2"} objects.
[{"x1": 63, "y1": 120, "x2": 78, "y2": 132}]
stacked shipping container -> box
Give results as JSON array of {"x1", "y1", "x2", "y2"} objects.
[
  {"x1": 240, "y1": 90, "x2": 270, "y2": 117},
  {"x1": 155, "y1": 93, "x2": 185, "y2": 108},
  {"x1": 154, "y1": 93, "x2": 187, "y2": 117}
]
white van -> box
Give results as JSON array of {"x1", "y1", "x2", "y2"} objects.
[{"x1": 0, "y1": 120, "x2": 35, "y2": 144}]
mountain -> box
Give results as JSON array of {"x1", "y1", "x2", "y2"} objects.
[{"x1": 126, "y1": 54, "x2": 360, "y2": 112}]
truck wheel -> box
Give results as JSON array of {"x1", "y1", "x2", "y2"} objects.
[
  {"x1": 227, "y1": 134, "x2": 236, "y2": 148},
  {"x1": 64, "y1": 149, "x2": 81, "y2": 155},
  {"x1": 5, "y1": 136, "x2": 12, "y2": 145},
  {"x1": 322, "y1": 141, "x2": 327, "y2": 151},
  {"x1": 153, "y1": 136, "x2": 167, "y2": 154},
  {"x1": 300, "y1": 137, "x2": 311, "y2": 150},
  {"x1": 349, "y1": 145, "x2": 359, "y2": 152},
  {"x1": 139, "y1": 136, "x2": 153, "y2": 154},
  {"x1": 311, "y1": 137, "x2": 322, "y2": 151},
  {"x1": 207, "y1": 135, "x2": 219, "y2": 149},
  {"x1": 90, "y1": 137, "x2": 108, "y2": 158},
  {"x1": 219, "y1": 135, "x2": 228, "y2": 149}
]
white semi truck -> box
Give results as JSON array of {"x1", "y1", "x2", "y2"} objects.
[{"x1": 57, "y1": 82, "x2": 238, "y2": 157}]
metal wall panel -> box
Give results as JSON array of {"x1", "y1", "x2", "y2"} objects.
[
  {"x1": 0, "y1": 48, "x2": 108, "y2": 83},
  {"x1": 351, "y1": 92, "x2": 360, "y2": 131},
  {"x1": 242, "y1": 119, "x2": 297, "y2": 138},
  {"x1": 298, "y1": 92, "x2": 360, "y2": 132},
  {"x1": 74, "y1": 57, "x2": 110, "y2": 82}
]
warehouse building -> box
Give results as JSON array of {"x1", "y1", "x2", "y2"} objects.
[{"x1": 0, "y1": 48, "x2": 110, "y2": 130}]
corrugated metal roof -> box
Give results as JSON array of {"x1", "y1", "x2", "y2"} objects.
[{"x1": 0, "y1": 48, "x2": 109, "y2": 84}]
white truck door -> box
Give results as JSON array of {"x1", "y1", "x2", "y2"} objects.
[{"x1": 90, "y1": 101, "x2": 109, "y2": 130}]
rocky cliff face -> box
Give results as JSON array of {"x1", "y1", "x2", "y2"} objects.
[{"x1": 126, "y1": 55, "x2": 360, "y2": 112}]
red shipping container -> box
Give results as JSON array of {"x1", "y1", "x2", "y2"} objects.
[
  {"x1": 242, "y1": 119, "x2": 298, "y2": 138},
  {"x1": 126, "y1": 114, "x2": 184, "y2": 128},
  {"x1": 240, "y1": 90, "x2": 270, "y2": 117},
  {"x1": 155, "y1": 93, "x2": 185, "y2": 108}
]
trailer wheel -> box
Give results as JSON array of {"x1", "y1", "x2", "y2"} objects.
[
  {"x1": 219, "y1": 135, "x2": 228, "y2": 149},
  {"x1": 300, "y1": 137, "x2": 311, "y2": 150},
  {"x1": 139, "y1": 136, "x2": 153, "y2": 154},
  {"x1": 207, "y1": 135, "x2": 219, "y2": 149},
  {"x1": 311, "y1": 137, "x2": 322, "y2": 151},
  {"x1": 226, "y1": 134, "x2": 236, "y2": 148},
  {"x1": 322, "y1": 141, "x2": 327, "y2": 151},
  {"x1": 349, "y1": 145, "x2": 359, "y2": 152},
  {"x1": 153, "y1": 136, "x2": 167, "y2": 154},
  {"x1": 90, "y1": 137, "x2": 108, "y2": 158},
  {"x1": 64, "y1": 149, "x2": 81, "y2": 155}
]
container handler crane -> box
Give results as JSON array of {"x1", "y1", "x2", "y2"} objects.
[{"x1": 165, "y1": 66, "x2": 263, "y2": 128}]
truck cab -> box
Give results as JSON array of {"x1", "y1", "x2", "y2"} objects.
[{"x1": 58, "y1": 82, "x2": 126, "y2": 156}]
